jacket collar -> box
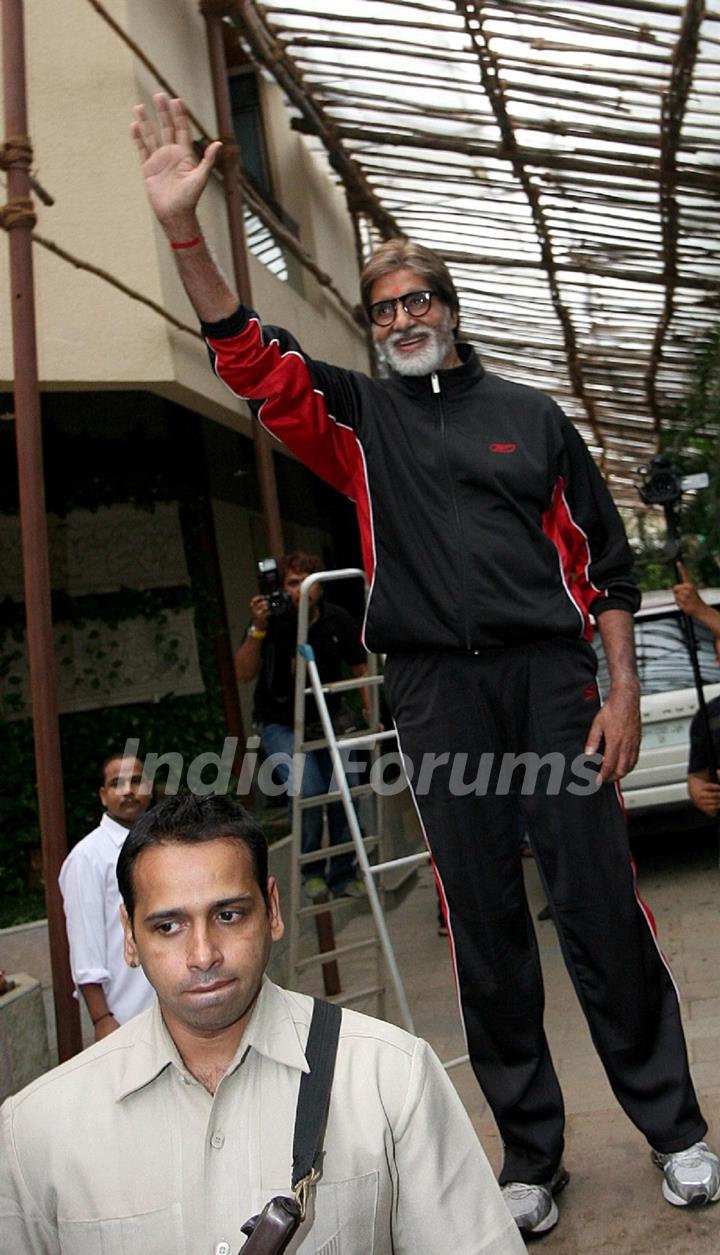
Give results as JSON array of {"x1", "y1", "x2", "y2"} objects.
[
  {"x1": 385, "y1": 341, "x2": 485, "y2": 405},
  {"x1": 116, "y1": 978, "x2": 309, "y2": 1102}
]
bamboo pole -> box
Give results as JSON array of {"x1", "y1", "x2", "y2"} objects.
[
  {"x1": 2, "y1": 0, "x2": 82, "y2": 1061},
  {"x1": 645, "y1": 0, "x2": 706, "y2": 430},
  {"x1": 457, "y1": 1, "x2": 608, "y2": 453},
  {"x1": 297, "y1": 118, "x2": 720, "y2": 194}
]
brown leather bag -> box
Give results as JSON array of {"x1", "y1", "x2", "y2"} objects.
[{"x1": 238, "y1": 1195, "x2": 303, "y2": 1254}]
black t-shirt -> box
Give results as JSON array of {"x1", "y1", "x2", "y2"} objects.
[
  {"x1": 688, "y1": 695, "x2": 720, "y2": 773},
  {"x1": 252, "y1": 600, "x2": 366, "y2": 728}
]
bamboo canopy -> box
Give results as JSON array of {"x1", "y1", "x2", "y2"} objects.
[{"x1": 224, "y1": 0, "x2": 720, "y2": 505}]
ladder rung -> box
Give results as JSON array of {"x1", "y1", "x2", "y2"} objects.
[
  {"x1": 297, "y1": 782, "x2": 375, "y2": 809},
  {"x1": 334, "y1": 729, "x2": 396, "y2": 750},
  {"x1": 443, "y1": 1053, "x2": 471, "y2": 1072},
  {"x1": 297, "y1": 835, "x2": 379, "y2": 864},
  {"x1": 300, "y1": 727, "x2": 392, "y2": 751},
  {"x1": 304, "y1": 674, "x2": 384, "y2": 695},
  {"x1": 297, "y1": 896, "x2": 358, "y2": 919},
  {"x1": 325, "y1": 984, "x2": 384, "y2": 1007},
  {"x1": 295, "y1": 937, "x2": 379, "y2": 971},
  {"x1": 366, "y1": 850, "x2": 429, "y2": 876}
]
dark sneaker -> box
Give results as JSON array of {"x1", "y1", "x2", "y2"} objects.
[
  {"x1": 501, "y1": 1165, "x2": 569, "y2": 1236},
  {"x1": 652, "y1": 1141, "x2": 720, "y2": 1206}
]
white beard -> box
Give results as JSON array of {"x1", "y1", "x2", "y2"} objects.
[{"x1": 376, "y1": 307, "x2": 456, "y2": 377}]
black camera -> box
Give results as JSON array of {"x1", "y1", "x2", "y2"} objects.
[
  {"x1": 637, "y1": 454, "x2": 685, "y2": 506},
  {"x1": 637, "y1": 455, "x2": 709, "y2": 508},
  {"x1": 257, "y1": 558, "x2": 292, "y2": 618}
]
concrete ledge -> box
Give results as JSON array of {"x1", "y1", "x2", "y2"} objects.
[{"x1": 0, "y1": 973, "x2": 49, "y2": 1103}]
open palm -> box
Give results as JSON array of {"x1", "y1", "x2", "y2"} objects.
[{"x1": 130, "y1": 94, "x2": 221, "y2": 224}]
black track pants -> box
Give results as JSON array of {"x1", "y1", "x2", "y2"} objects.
[{"x1": 384, "y1": 639, "x2": 706, "y2": 1185}]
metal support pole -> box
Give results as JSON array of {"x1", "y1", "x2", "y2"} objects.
[
  {"x1": 2, "y1": 0, "x2": 82, "y2": 1060},
  {"x1": 202, "y1": 5, "x2": 284, "y2": 560}
]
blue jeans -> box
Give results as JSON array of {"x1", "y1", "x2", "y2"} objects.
[{"x1": 258, "y1": 722, "x2": 358, "y2": 891}]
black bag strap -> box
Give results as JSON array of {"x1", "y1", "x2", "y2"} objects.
[{"x1": 291, "y1": 999, "x2": 342, "y2": 1190}]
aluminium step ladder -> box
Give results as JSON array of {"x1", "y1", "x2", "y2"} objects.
[{"x1": 286, "y1": 569, "x2": 469, "y2": 1071}]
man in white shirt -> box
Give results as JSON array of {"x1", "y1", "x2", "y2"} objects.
[
  {"x1": 59, "y1": 752, "x2": 154, "y2": 1039},
  {"x1": 2, "y1": 793, "x2": 524, "y2": 1254}
]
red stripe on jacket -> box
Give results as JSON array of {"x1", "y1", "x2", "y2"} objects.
[
  {"x1": 541, "y1": 476, "x2": 606, "y2": 640},
  {"x1": 206, "y1": 319, "x2": 376, "y2": 588}
]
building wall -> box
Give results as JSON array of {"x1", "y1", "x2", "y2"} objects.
[
  {"x1": 0, "y1": 0, "x2": 372, "y2": 794},
  {"x1": 0, "y1": 0, "x2": 370, "y2": 432}
]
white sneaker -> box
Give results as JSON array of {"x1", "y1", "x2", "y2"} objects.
[
  {"x1": 501, "y1": 1165, "x2": 569, "y2": 1235},
  {"x1": 304, "y1": 876, "x2": 328, "y2": 901},
  {"x1": 652, "y1": 1141, "x2": 720, "y2": 1207}
]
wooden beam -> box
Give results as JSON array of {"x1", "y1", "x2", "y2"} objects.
[{"x1": 644, "y1": 0, "x2": 706, "y2": 431}]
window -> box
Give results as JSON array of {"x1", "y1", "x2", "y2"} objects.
[
  {"x1": 229, "y1": 70, "x2": 272, "y2": 201},
  {"x1": 226, "y1": 69, "x2": 303, "y2": 291},
  {"x1": 592, "y1": 602, "x2": 720, "y2": 698}
]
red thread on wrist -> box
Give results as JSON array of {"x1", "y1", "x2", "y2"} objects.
[{"x1": 170, "y1": 234, "x2": 203, "y2": 250}]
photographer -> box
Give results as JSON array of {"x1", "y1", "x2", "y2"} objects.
[
  {"x1": 673, "y1": 565, "x2": 720, "y2": 816},
  {"x1": 235, "y1": 552, "x2": 368, "y2": 899}
]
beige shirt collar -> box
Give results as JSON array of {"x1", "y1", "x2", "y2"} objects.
[{"x1": 116, "y1": 977, "x2": 310, "y2": 1102}]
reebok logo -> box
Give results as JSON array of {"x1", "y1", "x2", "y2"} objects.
[
  {"x1": 583, "y1": 684, "x2": 597, "y2": 702},
  {"x1": 489, "y1": 442, "x2": 517, "y2": 453}
]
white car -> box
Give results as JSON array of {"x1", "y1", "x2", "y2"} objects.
[{"x1": 592, "y1": 588, "x2": 720, "y2": 818}]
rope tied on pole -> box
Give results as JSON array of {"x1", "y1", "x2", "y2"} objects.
[
  {"x1": 0, "y1": 197, "x2": 36, "y2": 230},
  {"x1": 1, "y1": 134, "x2": 53, "y2": 207},
  {"x1": 0, "y1": 134, "x2": 33, "y2": 168}
]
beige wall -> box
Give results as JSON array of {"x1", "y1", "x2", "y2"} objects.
[{"x1": 0, "y1": 0, "x2": 370, "y2": 432}]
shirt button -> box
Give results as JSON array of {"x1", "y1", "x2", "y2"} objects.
[
  {"x1": 215, "y1": 1244, "x2": 230, "y2": 1255},
  {"x1": 210, "y1": 1132, "x2": 225, "y2": 1149}
]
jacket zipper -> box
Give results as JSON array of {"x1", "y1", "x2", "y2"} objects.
[{"x1": 432, "y1": 372, "x2": 471, "y2": 649}]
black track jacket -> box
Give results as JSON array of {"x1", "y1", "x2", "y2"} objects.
[{"x1": 203, "y1": 307, "x2": 640, "y2": 654}]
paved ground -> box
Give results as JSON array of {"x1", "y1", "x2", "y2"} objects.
[{"x1": 296, "y1": 823, "x2": 720, "y2": 1252}]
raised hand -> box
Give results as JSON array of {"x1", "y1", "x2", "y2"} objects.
[
  {"x1": 673, "y1": 561, "x2": 705, "y2": 619},
  {"x1": 130, "y1": 94, "x2": 221, "y2": 231}
]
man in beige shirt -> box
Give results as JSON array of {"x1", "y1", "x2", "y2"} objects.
[{"x1": 0, "y1": 793, "x2": 523, "y2": 1254}]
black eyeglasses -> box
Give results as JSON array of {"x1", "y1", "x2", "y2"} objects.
[{"x1": 367, "y1": 289, "x2": 435, "y2": 328}]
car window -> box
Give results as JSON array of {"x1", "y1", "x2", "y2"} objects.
[{"x1": 592, "y1": 609, "x2": 720, "y2": 698}]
